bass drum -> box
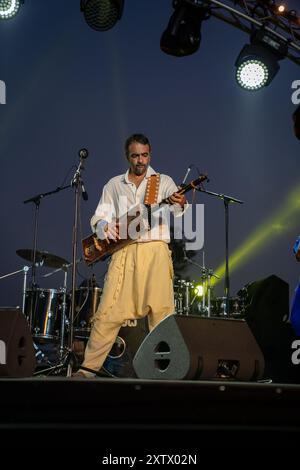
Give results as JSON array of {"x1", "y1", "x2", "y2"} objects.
[
  {"x1": 73, "y1": 317, "x2": 149, "y2": 378},
  {"x1": 103, "y1": 318, "x2": 149, "y2": 378}
]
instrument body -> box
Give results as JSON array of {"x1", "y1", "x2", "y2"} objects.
[{"x1": 82, "y1": 174, "x2": 208, "y2": 265}]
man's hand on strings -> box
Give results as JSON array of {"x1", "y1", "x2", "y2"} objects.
[
  {"x1": 104, "y1": 221, "x2": 120, "y2": 243},
  {"x1": 168, "y1": 191, "x2": 186, "y2": 207}
]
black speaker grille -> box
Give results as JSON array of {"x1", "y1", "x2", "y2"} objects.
[{"x1": 84, "y1": 0, "x2": 119, "y2": 31}]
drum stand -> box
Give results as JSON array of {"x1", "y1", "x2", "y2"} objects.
[
  {"x1": 0, "y1": 265, "x2": 30, "y2": 314},
  {"x1": 58, "y1": 266, "x2": 69, "y2": 362},
  {"x1": 183, "y1": 251, "x2": 219, "y2": 317},
  {"x1": 44, "y1": 263, "x2": 70, "y2": 366},
  {"x1": 42, "y1": 258, "x2": 80, "y2": 365},
  {"x1": 206, "y1": 268, "x2": 217, "y2": 317},
  {"x1": 33, "y1": 265, "x2": 71, "y2": 376},
  {"x1": 0, "y1": 266, "x2": 53, "y2": 369}
]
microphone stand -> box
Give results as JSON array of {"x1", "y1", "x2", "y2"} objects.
[
  {"x1": 33, "y1": 157, "x2": 87, "y2": 377},
  {"x1": 66, "y1": 158, "x2": 87, "y2": 377},
  {"x1": 195, "y1": 186, "x2": 243, "y2": 317},
  {"x1": 23, "y1": 184, "x2": 71, "y2": 328}
]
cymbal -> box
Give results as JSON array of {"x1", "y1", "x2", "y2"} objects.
[{"x1": 16, "y1": 249, "x2": 69, "y2": 269}]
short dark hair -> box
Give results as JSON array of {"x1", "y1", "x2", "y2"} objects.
[{"x1": 125, "y1": 133, "x2": 151, "y2": 157}]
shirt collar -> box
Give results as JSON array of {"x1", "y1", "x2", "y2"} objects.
[{"x1": 123, "y1": 165, "x2": 157, "y2": 184}]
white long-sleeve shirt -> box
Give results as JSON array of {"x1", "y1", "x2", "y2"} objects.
[{"x1": 90, "y1": 166, "x2": 186, "y2": 242}]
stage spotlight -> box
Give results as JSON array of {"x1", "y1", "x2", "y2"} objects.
[
  {"x1": 277, "y1": 5, "x2": 286, "y2": 14},
  {"x1": 194, "y1": 284, "x2": 203, "y2": 297},
  {"x1": 80, "y1": 0, "x2": 124, "y2": 32},
  {"x1": 235, "y1": 28, "x2": 288, "y2": 91},
  {"x1": 160, "y1": 0, "x2": 210, "y2": 57},
  {"x1": 293, "y1": 105, "x2": 300, "y2": 140},
  {"x1": 0, "y1": 0, "x2": 22, "y2": 20}
]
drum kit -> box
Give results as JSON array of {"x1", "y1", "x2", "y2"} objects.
[
  {"x1": 1, "y1": 244, "x2": 245, "y2": 373},
  {"x1": 173, "y1": 245, "x2": 245, "y2": 319},
  {"x1": 174, "y1": 277, "x2": 245, "y2": 319},
  {"x1": 0, "y1": 244, "x2": 245, "y2": 377},
  {"x1": 2, "y1": 248, "x2": 102, "y2": 372}
]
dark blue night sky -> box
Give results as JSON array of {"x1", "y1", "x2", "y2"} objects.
[{"x1": 0, "y1": 0, "x2": 300, "y2": 311}]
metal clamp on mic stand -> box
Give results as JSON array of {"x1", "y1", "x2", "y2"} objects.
[{"x1": 195, "y1": 185, "x2": 244, "y2": 317}]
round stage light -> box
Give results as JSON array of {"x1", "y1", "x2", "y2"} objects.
[
  {"x1": 0, "y1": 0, "x2": 21, "y2": 20},
  {"x1": 81, "y1": 0, "x2": 123, "y2": 32},
  {"x1": 235, "y1": 36, "x2": 285, "y2": 92},
  {"x1": 236, "y1": 59, "x2": 269, "y2": 91}
]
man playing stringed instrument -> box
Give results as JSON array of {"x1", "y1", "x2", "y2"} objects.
[{"x1": 75, "y1": 133, "x2": 187, "y2": 377}]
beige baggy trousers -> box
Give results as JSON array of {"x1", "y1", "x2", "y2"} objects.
[{"x1": 80, "y1": 241, "x2": 175, "y2": 376}]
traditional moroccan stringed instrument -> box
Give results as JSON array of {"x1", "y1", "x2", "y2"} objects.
[{"x1": 82, "y1": 174, "x2": 208, "y2": 265}]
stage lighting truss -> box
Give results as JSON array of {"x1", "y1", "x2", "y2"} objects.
[
  {"x1": 80, "y1": 0, "x2": 124, "y2": 32},
  {"x1": 0, "y1": 0, "x2": 22, "y2": 20},
  {"x1": 204, "y1": 0, "x2": 300, "y2": 67}
]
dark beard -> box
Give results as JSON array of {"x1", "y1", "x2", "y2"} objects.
[{"x1": 134, "y1": 165, "x2": 147, "y2": 175}]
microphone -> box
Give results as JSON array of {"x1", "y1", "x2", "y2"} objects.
[
  {"x1": 76, "y1": 149, "x2": 89, "y2": 199},
  {"x1": 181, "y1": 165, "x2": 192, "y2": 186},
  {"x1": 79, "y1": 148, "x2": 89, "y2": 159}
]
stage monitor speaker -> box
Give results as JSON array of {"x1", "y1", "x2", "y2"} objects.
[
  {"x1": 133, "y1": 314, "x2": 264, "y2": 381},
  {"x1": 242, "y1": 275, "x2": 300, "y2": 383},
  {"x1": 0, "y1": 307, "x2": 36, "y2": 377},
  {"x1": 243, "y1": 274, "x2": 289, "y2": 328}
]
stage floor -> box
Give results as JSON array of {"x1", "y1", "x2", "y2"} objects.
[{"x1": 1, "y1": 375, "x2": 300, "y2": 459}]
